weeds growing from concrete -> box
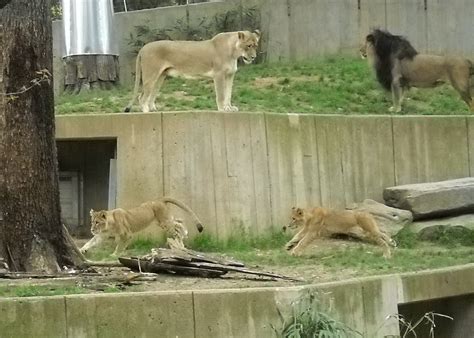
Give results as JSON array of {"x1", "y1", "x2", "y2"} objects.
[
  {"x1": 389, "y1": 312, "x2": 453, "y2": 338},
  {"x1": 273, "y1": 290, "x2": 362, "y2": 338}
]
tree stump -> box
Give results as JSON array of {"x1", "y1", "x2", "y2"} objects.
[{"x1": 63, "y1": 55, "x2": 119, "y2": 94}]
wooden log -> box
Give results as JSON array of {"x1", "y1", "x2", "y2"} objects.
[
  {"x1": 165, "y1": 260, "x2": 304, "y2": 282},
  {"x1": 124, "y1": 248, "x2": 303, "y2": 281},
  {"x1": 118, "y1": 257, "x2": 227, "y2": 278},
  {"x1": 153, "y1": 247, "x2": 245, "y2": 267}
]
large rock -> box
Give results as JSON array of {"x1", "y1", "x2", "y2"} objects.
[
  {"x1": 407, "y1": 214, "x2": 474, "y2": 244},
  {"x1": 346, "y1": 199, "x2": 413, "y2": 236},
  {"x1": 383, "y1": 178, "x2": 474, "y2": 220}
]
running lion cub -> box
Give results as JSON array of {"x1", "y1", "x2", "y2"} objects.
[
  {"x1": 285, "y1": 206, "x2": 394, "y2": 258},
  {"x1": 80, "y1": 197, "x2": 204, "y2": 256}
]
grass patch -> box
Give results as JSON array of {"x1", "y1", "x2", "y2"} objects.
[
  {"x1": 0, "y1": 285, "x2": 90, "y2": 298},
  {"x1": 80, "y1": 227, "x2": 474, "y2": 281},
  {"x1": 275, "y1": 290, "x2": 362, "y2": 337},
  {"x1": 418, "y1": 225, "x2": 474, "y2": 247},
  {"x1": 393, "y1": 228, "x2": 419, "y2": 249},
  {"x1": 189, "y1": 230, "x2": 291, "y2": 252},
  {"x1": 188, "y1": 229, "x2": 474, "y2": 276},
  {"x1": 55, "y1": 57, "x2": 471, "y2": 115},
  {"x1": 82, "y1": 235, "x2": 166, "y2": 261}
]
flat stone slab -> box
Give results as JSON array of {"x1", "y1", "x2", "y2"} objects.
[{"x1": 383, "y1": 178, "x2": 474, "y2": 220}]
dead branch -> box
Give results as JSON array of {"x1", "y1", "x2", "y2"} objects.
[{"x1": 120, "y1": 247, "x2": 303, "y2": 282}]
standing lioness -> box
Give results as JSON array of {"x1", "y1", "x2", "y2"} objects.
[{"x1": 124, "y1": 30, "x2": 261, "y2": 113}]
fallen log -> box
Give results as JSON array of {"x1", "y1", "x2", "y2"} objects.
[
  {"x1": 118, "y1": 257, "x2": 226, "y2": 278},
  {"x1": 148, "y1": 247, "x2": 245, "y2": 267},
  {"x1": 174, "y1": 261, "x2": 303, "y2": 282},
  {"x1": 120, "y1": 248, "x2": 303, "y2": 282}
]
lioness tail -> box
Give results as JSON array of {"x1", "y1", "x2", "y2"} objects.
[
  {"x1": 124, "y1": 52, "x2": 142, "y2": 112},
  {"x1": 161, "y1": 197, "x2": 204, "y2": 232}
]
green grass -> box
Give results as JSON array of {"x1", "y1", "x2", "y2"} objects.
[
  {"x1": 55, "y1": 57, "x2": 472, "y2": 115},
  {"x1": 77, "y1": 225, "x2": 474, "y2": 285},
  {"x1": 276, "y1": 290, "x2": 362, "y2": 338},
  {"x1": 81, "y1": 228, "x2": 474, "y2": 279},
  {"x1": 0, "y1": 285, "x2": 90, "y2": 298},
  {"x1": 5, "y1": 228, "x2": 472, "y2": 298},
  {"x1": 200, "y1": 228, "x2": 474, "y2": 276}
]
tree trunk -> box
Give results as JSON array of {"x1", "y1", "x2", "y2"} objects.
[
  {"x1": 0, "y1": 0, "x2": 82, "y2": 272},
  {"x1": 63, "y1": 55, "x2": 119, "y2": 94}
]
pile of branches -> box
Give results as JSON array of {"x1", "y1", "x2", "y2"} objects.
[{"x1": 119, "y1": 240, "x2": 300, "y2": 281}]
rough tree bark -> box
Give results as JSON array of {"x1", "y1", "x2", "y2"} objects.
[
  {"x1": 0, "y1": 0, "x2": 82, "y2": 272},
  {"x1": 63, "y1": 55, "x2": 119, "y2": 94}
]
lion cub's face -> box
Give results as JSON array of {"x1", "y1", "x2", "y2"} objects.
[
  {"x1": 284, "y1": 207, "x2": 306, "y2": 231},
  {"x1": 237, "y1": 30, "x2": 260, "y2": 64},
  {"x1": 90, "y1": 209, "x2": 107, "y2": 235},
  {"x1": 360, "y1": 34, "x2": 376, "y2": 60},
  {"x1": 359, "y1": 43, "x2": 368, "y2": 59}
]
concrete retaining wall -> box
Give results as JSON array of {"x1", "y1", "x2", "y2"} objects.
[
  {"x1": 55, "y1": 113, "x2": 474, "y2": 239},
  {"x1": 1, "y1": 264, "x2": 473, "y2": 337},
  {"x1": 52, "y1": 0, "x2": 474, "y2": 92}
]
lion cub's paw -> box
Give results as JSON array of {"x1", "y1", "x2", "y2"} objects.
[
  {"x1": 289, "y1": 249, "x2": 302, "y2": 257},
  {"x1": 388, "y1": 106, "x2": 402, "y2": 113},
  {"x1": 223, "y1": 105, "x2": 239, "y2": 112}
]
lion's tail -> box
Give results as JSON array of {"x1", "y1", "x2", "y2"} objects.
[
  {"x1": 124, "y1": 52, "x2": 142, "y2": 113},
  {"x1": 160, "y1": 197, "x2": 204, "y2": 233}
]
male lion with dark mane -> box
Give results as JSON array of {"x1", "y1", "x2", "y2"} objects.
[
  {"x1": 124, "y1": 30, "x2": 260, "y2": 113},
  {"x1": 284, "y1": 206, "x2": 394, "y2": 258},
  {"x1": 361, "y1": 29, "x2": 474, "y2": 112}
]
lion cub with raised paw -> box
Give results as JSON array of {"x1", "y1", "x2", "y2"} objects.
[
  {"x1": 284, "y1": 206, "x2": 394, "y2": 258},
  {"x1": 124, "y1": 30, "x2": 260, "y2": 113},
  {"x1": 80, "y1": 197, "x2": 204, "y2": 256}
]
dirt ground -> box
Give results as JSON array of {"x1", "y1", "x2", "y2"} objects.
[
  {"x1": 0, "y1": 239, "x2": 407, "y2": 295},
  {"x1": 2, "y1": 236, "x2": 472, "y2": 296}
]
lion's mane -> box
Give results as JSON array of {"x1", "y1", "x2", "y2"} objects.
[{"x1": 367, "y1": 29, "x2": 418, "y2": 90}]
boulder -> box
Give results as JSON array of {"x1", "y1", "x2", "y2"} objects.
[
  {"x1": 407, "y1": 214, "x2": 474, "y2": 245},
  {"x1": 346, "y1": 199, "x2": 413, "y2": 236},
  {"x1": 383, "y1": 178, "x2": 474, "y2": 220}
]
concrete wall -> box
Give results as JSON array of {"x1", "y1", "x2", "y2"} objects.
[
  {"x1": 55, "y1": 113, "x2": 474, "y2": 239},
  {"x1": 1, "y1": 264, "x2": 473, "y2": 337},
  {"x1": 51, "y1": 0, "x2": 474, "y2": 91}
]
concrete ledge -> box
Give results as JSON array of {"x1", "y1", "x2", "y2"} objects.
[
  {"x1": 0, "y1": 297, "x2": 66, "y2": 337},
  {"x1": 65, "y1": 291, "x2": 194, "y2": 338},
  {"x1": 399, "y1": 264, "x2": 474, "y2": 303},
  {"x1": 1, "y1": 264, "x2": 473, "y2": 337}
]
